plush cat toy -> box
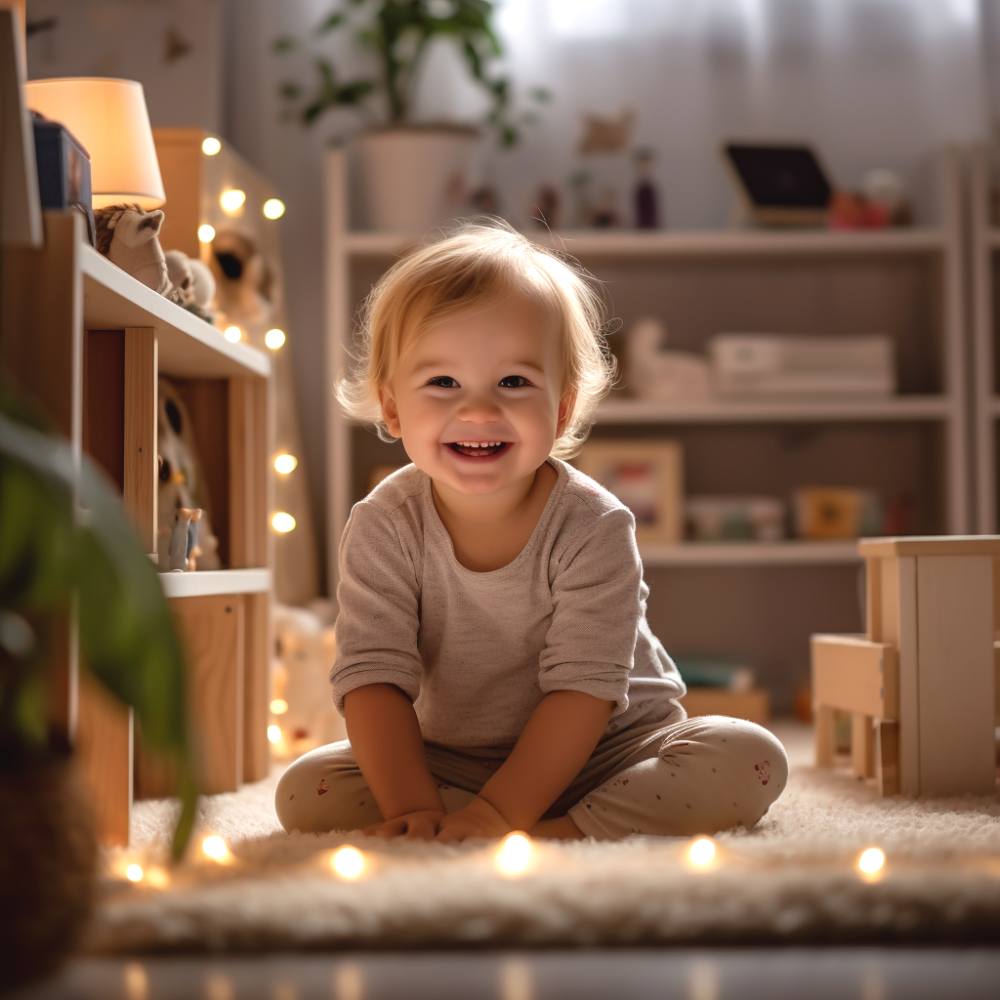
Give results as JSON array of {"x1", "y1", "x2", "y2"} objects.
[{"x1": 94, "y1": 204, "x2": 179, "y2": 298}]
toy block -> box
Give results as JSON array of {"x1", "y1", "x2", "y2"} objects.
[{"x1": 812, "y1": 536, "x2": 1000, "y2": 797}]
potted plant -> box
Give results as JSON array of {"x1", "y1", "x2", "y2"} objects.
[
  {"x1": 273, "y1": 0, "x2": 550, "y2": 231},
  {"x1": 0, "y1": 392, "x2": 199, "y2": 992}
]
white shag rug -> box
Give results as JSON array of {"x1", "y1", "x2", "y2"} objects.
[{"x1": 83, "y1": 722, "x2": 1000, "y2": 954}]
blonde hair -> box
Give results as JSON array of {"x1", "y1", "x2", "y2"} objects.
[{"x1": 334, "y1": 218, "x2": 619, "y2": 460}]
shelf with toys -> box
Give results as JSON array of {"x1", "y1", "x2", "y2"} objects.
[{"x1": 325, "y1": 147, "x2": 969, "y2": 720}]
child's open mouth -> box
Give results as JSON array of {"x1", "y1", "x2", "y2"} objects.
[{"x1": 446, "y1": 441, "x2": 511, "y2": 460}]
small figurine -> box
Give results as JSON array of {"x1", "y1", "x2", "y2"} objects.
[
  {"x1": 633, "y1": 147, "x2": 660, "y2": 229},
  {"x1": 577, "y1": 108, "x2": 636, "y2": 154},
  {"x1": 567, "y1": 170, "x2": 594, "y2": 228},
  {"x1": 167, "y1": 506, "x2": 203, "y2": 571},
  {"x1": 94, "y1": 204, "x2": 172, "y2": 295},
  {"x1": 591, "y1": 186, "x2": 620, "y2": 228}
]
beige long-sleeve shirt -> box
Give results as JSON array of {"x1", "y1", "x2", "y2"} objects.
[{"x1": 330, "y1": 455, "x2": 686, "y2": 750}]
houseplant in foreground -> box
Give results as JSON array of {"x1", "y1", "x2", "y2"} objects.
[
  {"x1": 274, "y1": 0, "x2": 550, "y2": 230},
  {"x1": 0, "y1": 393, "x2": 199, "y2": 991}
]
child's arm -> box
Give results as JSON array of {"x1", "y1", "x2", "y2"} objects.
[
  {"x1": 477, "y1": 690, "x2": 614, "y2": 830},
  {"x1": 344, "y1": 683, "x2": 446, "y2": 820}
]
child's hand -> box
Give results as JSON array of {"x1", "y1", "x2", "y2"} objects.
[
  {"x1": 361, "y1": 808, "x2": 445, "y2": 840},
  {"x1": 434, "y1": 796, "x2": 512, "y2": 843}
]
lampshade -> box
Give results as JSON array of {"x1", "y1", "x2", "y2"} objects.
[{"x1": 24, "y1": 77, "x2": 165, "y2": 210}]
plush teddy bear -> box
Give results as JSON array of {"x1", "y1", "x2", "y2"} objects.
[{"x1": 95, "y1": 204, "x2": 174, "y2": 297}]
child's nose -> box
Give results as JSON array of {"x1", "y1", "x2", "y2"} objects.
[{"x1": 457, "y1": 394, "x2": 503, "y2": 421}]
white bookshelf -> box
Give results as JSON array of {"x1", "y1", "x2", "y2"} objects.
[
  {"x1": 971, "y1": 147, "x2": 1000, "y2": 532},
  {"x1": 324, "y1": 148, "x2": 970, "y2": 713}
]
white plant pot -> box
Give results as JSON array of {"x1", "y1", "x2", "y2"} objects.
[{"x1": 351, "y1": 125, "x2": 480, "y2": 232}]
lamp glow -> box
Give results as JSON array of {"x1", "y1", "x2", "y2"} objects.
[
  {"x1": 201, "y1": 136, "x2": 222, "y2": 156},
  {"x1": 198, "y1": 223, "x2": 216, "y2": 243},
  {"x1": 125, "y1": 863, "x2": 144, "y2": 883},
  {"x1": 273, "y1": 452, "x2": 298, "y2": 475},
  {"x1": 220, "y1": 188, "x2": 246, "y2": 215},
  {"x1": 271, "y1": 511, "x2": 296, "y2": 534},
  {"x1": 856, "y1": 846, "x2": 886, "y2": 881},
  {"x1": 685, "y1": 836, "x2": 718, "y2": 870},
  {"x1": 223, "y1": 325, "x2": 243, "y2": 344},
  {"x1": 264, "y1": 328, "x2": 286, "y2": 351},
  {"x1": 270, "y1": 698, "x2": 289, "y2": 715},
  {"x1": 201, "y1": 834, "x2": 232, "y2": 864},
  {"x1": 329, "y1": 846, "x2": 367, "y2": 880},
  {"x1": 144, "y1": 865, "x2": 170, "y2": 889},
  {"x1": 494, "y1": 832, "x2": 534, "y2": 877},
  {"x1": 263, "y1": 198, "x2": 286, "y2": 220},
  {"x1": 267, "y1": 724, "x2": 283, "y2": 744}
]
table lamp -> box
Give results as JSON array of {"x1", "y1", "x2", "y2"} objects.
[{"x1": 24, "y1": 76, "x2": 165, "y2": 209}]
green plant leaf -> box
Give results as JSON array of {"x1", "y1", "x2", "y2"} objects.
[
  {"x1": 272, "y1": 35, "x2": 297, "y2": 53},
  {"x1": 279, "y1": 80, "x2": 303, "y2": 100},
  {"x1": 316, "y1": 11, "x2": 347, "y2": 33}
]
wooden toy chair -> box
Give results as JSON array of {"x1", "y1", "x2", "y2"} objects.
[{"x1": 812, "y1": 537, "x2": 1000, "y2": 797}]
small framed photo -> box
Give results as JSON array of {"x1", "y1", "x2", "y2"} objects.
[{"x1": 574, "y1": 440, "x2": 684, "y2": 545}]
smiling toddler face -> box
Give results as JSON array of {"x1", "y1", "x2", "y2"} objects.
[{"x1": 378, "y1": 292, "x2": 570, "y2": 496}]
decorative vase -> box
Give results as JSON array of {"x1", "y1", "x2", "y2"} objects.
[
  {"x1": 0, "y1": 737, "x2": 99, "y2": 992},
  {"x1": 351, "y1": 124, "x2": 480, "y2": 232}
]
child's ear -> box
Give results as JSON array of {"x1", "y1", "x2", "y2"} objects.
[
  {"x1": 378, "y1": 385, "x2": 402, "y2": 438},
  {"x1": 556, "y1": 389, "x2": 577, "y2": 437}
]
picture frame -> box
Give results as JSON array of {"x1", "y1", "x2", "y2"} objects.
[
  {"x1": 574, "y1": 440, "x2": 684, "y2": 545},
  {"x1": 721, "y1": 141, "x2": 832, "y2": 227}
]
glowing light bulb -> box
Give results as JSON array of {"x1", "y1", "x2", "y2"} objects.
[
  {"x1": 685, "y1": 836, "x2": 717, "y2": 870},
  {"x1": 271, "y1": 511, "x2": 296, "y2": 534},
  {"x1": 201, "y1": 136, "x2": 222, "y2": 156},
  {"x1": 219, "y1": 188, "x2": 246, "y2": 215},
  {"x1": 201, "y1": 834, "x2": 232, "y2": 864},
  {"x1": 329, "y1": 846, "x2": 367, "y2": 880},
  {"x1": 267, "y1": 724, "x2": 283, "y2": 744},
  {"x1": 198, "y1": 223, "x2": 216, "y2": 243},
  {"x1": 125, "y1": 863, "x2": 144, "y2": 883},
  {"x1": 223, "y1": 325, "x2": 243, "y2": 343},
  {"x1": 262, "y1": 198, "x2": 286, "y2": 220},
  {"x1": 494, "y1": 832, "x2": 534, "y2": 877},
  {"x1": 273, "y1": 452, "x2": 298, "y2": 475},
  {"x1": 264, "y1": 327, "x2": 286, "y2": 351},
  {"x1": 856, "y1": 846, "x2": 886, "y2": 881},
  {"x1": 270, "y1": 698, "x2": 289, "y2": 715}
]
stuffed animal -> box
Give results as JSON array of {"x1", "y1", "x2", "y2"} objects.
[
  {"x1": 94, "y1": 204, "x2": 174, "y2": 296},
  {"x1": 626, "y1": 317, "x2": 711, "y2": 401},
  {"x1": 210, "y1": 230, "x2": 278, "y2": 330},
  {"x1": 157, "y1": 377, "x2": 221, "y2": 570},
  {"x1": 272, "y1": 603, "x2": 345, "y2": 753},
  {"x1": 164, "y1": 249, "x2": 217, "y2": 322}
]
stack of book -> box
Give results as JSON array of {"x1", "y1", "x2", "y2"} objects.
[{"x1": 673, "y1": 655, "x2": 770, "y2": 724}]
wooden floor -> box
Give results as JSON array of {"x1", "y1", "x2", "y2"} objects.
[{"x1": 12, "y1": 948, "x2": 1000, "y2": 999}]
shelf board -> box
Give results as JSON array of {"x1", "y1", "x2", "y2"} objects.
[
  {"x1": 159, "y1": 568, "x2": 270, "y2": 599},
  {"x1": 81, "y1": 245, "x2": 270, "y2": 379},
  {"x1": 341, "y1": 227, "x2": 947, "y2": 259},
  {"x1": 596, "y1": 396, "x2": 954, "y2": 424},
  {"x1": 641, "y1": 541, "x2": 860, "y2": 567}
]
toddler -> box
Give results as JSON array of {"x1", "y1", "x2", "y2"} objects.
[{"x1": 275, "y1": 220, "x2": 788, "y2": 842}]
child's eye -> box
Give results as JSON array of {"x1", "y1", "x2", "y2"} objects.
[
  {"x1": 426, "y1": 376, "x2": 457, "y2": 388},
  {"x1": 500, "y1": 375, "x2": 531, "y2": 388}
]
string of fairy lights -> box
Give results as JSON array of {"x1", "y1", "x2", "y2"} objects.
[
  {"x1": 196, "y1": 134, "x2": 299, "y2": 541},
  {"x1": 104, "y1": 830, "x2": 906, "y2": 893}
]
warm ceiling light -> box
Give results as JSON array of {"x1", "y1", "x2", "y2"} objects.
[
  {"x1": 262, "y1": 197, "x2": 286, "y2": 220},
  {"x1": 264, "y1": 327, "x2": 286, "y2": 350},
  {"x1": 219, "y1": 188, "x2": 246, "y2": 215},
  {"x1": 273, "y1": 452, "x2": 298, "y2": 476},
  {"x1": 223, "y1": 325, "x2": 243, "y2": 343},
  {"x1": 201, "y1": 136, "x2": 222, "y2": 156},
  {"x1": 198, "y1": 223, "x2": 216, "y2": 243}
]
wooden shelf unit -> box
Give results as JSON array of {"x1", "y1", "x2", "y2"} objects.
[
  {"x1": 1, "y1": 210, "x2": 274, "y2": 846},
  {"x1": 325, "y1": 148, "x2": 970, "y2": 718},
  {"x1": 970, "y1": 147, "x2": 1000, "y2": 532}
]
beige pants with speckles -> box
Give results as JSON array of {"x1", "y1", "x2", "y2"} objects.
[{"x1": 274, "y1": 714, "x2": 789, "y2": 841}]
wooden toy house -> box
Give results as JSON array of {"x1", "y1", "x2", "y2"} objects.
[{"x1": 811, "y1": 536, "x2": 1000, "y2": 797}]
